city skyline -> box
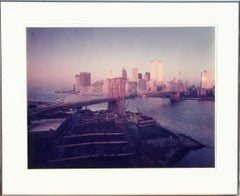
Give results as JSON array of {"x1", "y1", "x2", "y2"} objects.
[{"x1": 27, "y1": 27, "x2": 215, "y2": 88}]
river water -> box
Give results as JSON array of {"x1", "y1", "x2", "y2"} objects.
[
  {"x1": 28, "y1": 87, "x2": 215, "y2": 167},
  {"x1": 128, "y1": 97, "x2": 215, "y2": 168}
]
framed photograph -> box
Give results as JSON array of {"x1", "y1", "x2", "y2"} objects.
[
  {"x1": 1, "y1": 2, "x2": 238, "y2": 195},
  {"x1": 27, "y1": 26, "x2": 215, "y2": 169}
]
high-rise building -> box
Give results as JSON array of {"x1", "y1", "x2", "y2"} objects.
[
  {"x1": 138, "y1": 73, "x2": 142, "y2": 80},
  {"x1": 148, "y1": 80, "x2": 157, "y2": 92},
  {"x1": 75, "y1": 72, "x2": 91, "y2": 93},
  {"x1": 158, "y1": 60, "x2": 164, "y2": 82},
  {"x1": 150, "y1": 60, "x2": 156, "y2": 80},
  {"x1": 75, "y1": 74, "x2": 81, "y2": 93},
  {"x1": 200, "y1": 70, "x2": 214, "y2": 89},
  {"x1": 138, "y1": 79, "x2": 146, "y2": 93},
  {"x1": 184, "y1": 81, "x2": 189, "y2": 91},
  {"x1": 144, "y1": 72, "x2": 150, "y2": 82},
  {"x1": 131, "y1": 68, "x2": 138, "y2": 82},
  {"x1": 80, "y1": 72, "x2": 91, "y2": 86},
  {"x1": 122, "y1": 67, "x2": 127, "y2": 81}
]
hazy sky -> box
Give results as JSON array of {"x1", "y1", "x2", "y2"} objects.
[{"x1": 27, "y1": 27, "x2": 215, "y2": 88}]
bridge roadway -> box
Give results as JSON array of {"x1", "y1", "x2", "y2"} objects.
[
  {"x1": 28, "y1": 91, "x2": 183, "y2": 117},
  {"x1": 28, "y1": 96, "x2": 134, "y2": 117}
]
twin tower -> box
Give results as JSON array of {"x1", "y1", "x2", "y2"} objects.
[{"x1": 150, "y1": 60, "x2": 164, "y2": 82}]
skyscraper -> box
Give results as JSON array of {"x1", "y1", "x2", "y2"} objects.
[
  {"x1": 75, "y1": 74, "x2": 81, "y2": 93},
  {"x1": 150, "y1": 60, "x2": 156, "y2": 80},
  {"x1": 201, "y1": 70, "x2": 214, "y2": 89},
  {"x1": 122, "y1": 67, "x2": 127, "y2": 81},
  {"x1": 131, "y1": 68, "x2": 138, "y2": 82},
  {"x1": 184, "y1": 81, "x2": 189, "y2": 91},
  {"x1": 144, "y1": 72, "x2": 150, "y2": 82},
  {"x1": 79, "y1": 72, "x2": 91, "y2": 86},
  {"x1": 138, "y1": 73, "x2": 142, "y2": 80},
  {"x1": 138, "y1": 79, "x2": 146, "y2": 93},
  {"x1": 158, "y1": 60, "x2": 164, "y2": 82},
  {"x1": 74, "y1": 72, "x2": 91, "y2": 93}
]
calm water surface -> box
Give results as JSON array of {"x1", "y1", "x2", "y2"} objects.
[{"x1": 125, "y1": 97, "x2": 215, "y2": 167}]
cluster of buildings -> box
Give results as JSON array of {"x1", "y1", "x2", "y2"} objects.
[
  {"x1": 73, "y1": 60, "x2": 215, "y2": 98},
  {"x1": 73, "y1": 60, "x2": 165, "y2": 96},
  {"x1": 126, "y1": 60, "x2": 164, "y2": 95}
]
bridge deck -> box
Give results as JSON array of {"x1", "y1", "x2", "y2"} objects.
[{"x1": 28, "y1": 96, "x2": 134, "y2": 117}]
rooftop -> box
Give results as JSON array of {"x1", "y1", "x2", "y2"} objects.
[{"x1": 29, "y1": 118, "x2": 66, "y2": 132}]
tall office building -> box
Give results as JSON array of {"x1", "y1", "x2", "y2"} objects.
[
  {"x1": 122, "y1": 67, "x2": 127, "y2": 81},
  {"x1": 131, "y1": 68, "x2": 138, "y2": 82},
  {"x1": 200, "y1": 70, "x2": 214, "y2": 89},
  {"x1": 80, "y1": 72, "x2": 91, "y2": 86},
  {"x1": 138, "y1": 79, "x2": 146, "y2": 93},
  {"x1": 73, "y1": 72, "x2": 91, "y2": 92},
  {"x1": 75, "y1": 74, "x2": 81, "y2": 93},
  {"x1": 208, "y1": 71, "x2": 214, "y2": 89},
  {"x1": 184, "y1": 81, "x2": 189, "y2": 91},
  {"x1": 144, "y1": 72, "x2": 150, "y2": 82},
  {"x1": 148, "y1": 79, "x2": 157, "y2": 92},
  {"x1": 158, "y1": 60, "x2": 164, "y2": 82},
  {"x1": 138, "y1": 73, "x2": 142, "y2": 80},
  {"x1": 150, "y1": 60, "x2": 156, "y2": 80}
]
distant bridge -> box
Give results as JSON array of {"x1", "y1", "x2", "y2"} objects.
[
  {"x1": 28, "y1": 78, "x2": 132, "y2": 118},
  {"x1": 28, "y1": 96, "x2": 133, "y2": 117},
  {"x1": 145, "y1": 90, "x2": 186, "y2": 102},
  {"x1": 28, "y1": 78, "x2": 185, "y2": 118}
]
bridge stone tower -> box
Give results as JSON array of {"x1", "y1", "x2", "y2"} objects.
[{"x1": 107, "y1": 77, "x2": 125, "y2": 114}]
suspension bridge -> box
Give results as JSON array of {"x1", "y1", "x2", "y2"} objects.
[
  {"x1": 28, "y1": 78, "x2": 130, "y2": 118},
  {"x1": 28, "y1": 78, "x2": 184, "y2": 118}
]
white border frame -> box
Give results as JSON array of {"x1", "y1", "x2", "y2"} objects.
[{"x1": 1, "y1": 2, "x2": 238, "y2": 195}]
